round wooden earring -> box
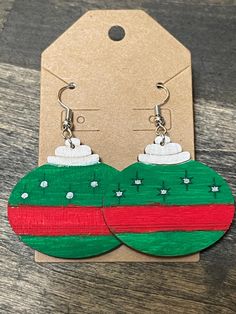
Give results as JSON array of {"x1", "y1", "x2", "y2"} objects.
[
  {"x1": 8, "y1": 84, "x2": 120, "y2": 259},
  {"x1": 103, "y1": 84, "x2": 235, "y2": 257},
  {"x1": 104, "y1": 135, "x2": 234, "y2": 257}
]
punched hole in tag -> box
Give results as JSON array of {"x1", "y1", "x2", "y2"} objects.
[{"x1": 108, "y1": 25, "x2": 125, "y2": 41}]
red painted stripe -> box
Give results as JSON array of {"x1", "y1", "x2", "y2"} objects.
[
  {"x1": 8, "y1": 205, "x2": 111, "y2": 236},
  {"x1": 104, "y1": 204, "x2": 234, "y2": 233}
]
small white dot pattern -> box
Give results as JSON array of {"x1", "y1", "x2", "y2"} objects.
[
  {"x1": 66, "y1": 192, "x2": 74, "y2": 199},
  {"x1": 40, "y1": 181, "x2": 48, "y2": 188},
  {"x1": 21, "y1": 193, "x2": 29, "y2": 199}
]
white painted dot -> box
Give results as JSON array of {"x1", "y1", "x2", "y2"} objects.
[
  {"x1": 40, "y1": 180, "x2": 48, "y2": 188},
  {"x1": 21, "y1": 192, "x2": 29, "y2": 199},
  {"x1": 212, "y1": 186, "x2": 219, "y2": 192},
  {"x1": 183, "y1": 178, "x2": 190, "y2": 184},
  {"x1": 90, "y1": 181, "x2": 98, "y2": 188},
  {"x1": 116, "y1": 191, "x2": 123, "y2": 197},
  {"x1": 66, "y1": 192, "x2": 74, "y2": 199},
  {"x1": 160, "y1": 189, "x2": 167, "y2": 195},
  {"x1": 134, "y1": 179, "x2": 142, "y2": 185}
]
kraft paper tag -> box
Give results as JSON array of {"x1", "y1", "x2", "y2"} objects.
[{"x1": 36, "y1": 10, "x2": 199, "y2": 262}]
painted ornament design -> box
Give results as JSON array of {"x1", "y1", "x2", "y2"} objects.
[
  {"x1": 8, "y1": 138, "x2": 120, "y2": 259},
  {"x1": 103, "y1": 136, "x2": 235, "y2": 257}
]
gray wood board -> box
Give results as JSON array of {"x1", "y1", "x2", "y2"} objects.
[
  {"x1": 0, "y1": 0, "x2": 235, "y2": 102},
  {"x1": 0, "y1": 1, "x2": 236, "y2": 313},
  {"x1": 0, "y1": 0, "x2": 14, "y2": 31}
]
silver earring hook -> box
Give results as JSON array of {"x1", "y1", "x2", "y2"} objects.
[
  {"x1": 58, "y1": 82, "x2": 76, "y2": 120},
  {"x1": 154, "y1": 83, "x2": 170, "y2": 146},
  {"x1": 154, "y1": 83, "x2": 170, "y2": 116},
  {"x1": 58, "y1": 82, "x2": 76, "y2": 149}
]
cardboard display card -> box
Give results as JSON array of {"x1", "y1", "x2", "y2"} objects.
[{"x1": 37, "y1": 10, "x2": 198, "y2": 262}]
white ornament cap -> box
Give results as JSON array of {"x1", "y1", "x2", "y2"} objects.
[
  {"x1": 47, "y1": 137, "x2": 100, "y2": 166},
  {"x1": 138, "y1": 136, "x2": 191, "y2": 165}
]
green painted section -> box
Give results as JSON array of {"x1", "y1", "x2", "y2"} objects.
[
  {"x1": 117, "y1": 231, "x2": 225, "y2": 256},
  {"x1": 104, "y1": 161, "x2": 234, "y2": 206},
  {"x1": 9, "y1": 160, "x2": 233, "y2": 258},
  {"x1": 9, "y1": 163, "x2": 118, "y2": 206},
  {"x1": 20, "y1": 234, "x2": 120, "y2": 259},
  {"x1": 9, "y1": 160, "x2": 234, "y2": 207}
]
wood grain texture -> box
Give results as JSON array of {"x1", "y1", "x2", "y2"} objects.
[
  {"x1": 0, "y1": 0, "x2": 235, "y2": 313},
  {"x1": 0, "y1": 0, "x2": 14, "y2": 31}
]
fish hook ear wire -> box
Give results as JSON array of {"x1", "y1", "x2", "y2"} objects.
[
  {"x1": 154, "y1": 83, "x2": 170, "y2": 146},
  {"x1": 57, "y1": 82, "x2": 77, "y2": 149}
]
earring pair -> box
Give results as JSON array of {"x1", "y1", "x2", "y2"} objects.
[{"x1": 8, "y1": 83, "x2": 234, "y2": 259}]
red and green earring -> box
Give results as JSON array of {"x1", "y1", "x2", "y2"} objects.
[
  {"x1": 104, "y1": 83, "x2": 235, "y2": 257},
  {"x1": 8, "y1": 83, "x2": 120, "y2": 259}
]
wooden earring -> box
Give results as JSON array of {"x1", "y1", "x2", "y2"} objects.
[
  {"x1": 8, "y1": 83, "x2": 120, "y2": 259},
  {"x1": 103, "y1": 83, "x2": 235, "y2": 257}
]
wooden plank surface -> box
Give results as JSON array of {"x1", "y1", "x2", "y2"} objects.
[
  {"x1": 0, "y1": 1, "x2": 235, "y2": 313},
  {"x1": 0, "y1": 0, "x2": 14, "y2": 31}
]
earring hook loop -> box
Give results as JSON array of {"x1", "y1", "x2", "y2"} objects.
[
  {"x1": 154, "y1": 83, "x2": 170, "y2": 146},
  {"x1": 154, "y1": 83, "x2": 170, "y2": 114},
  {"x1": 58, "y1": 82, "x2": 76, "y2": 149},
  {"x1": 58, "y1": 82, "x2": 76, "y2": 120}
]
